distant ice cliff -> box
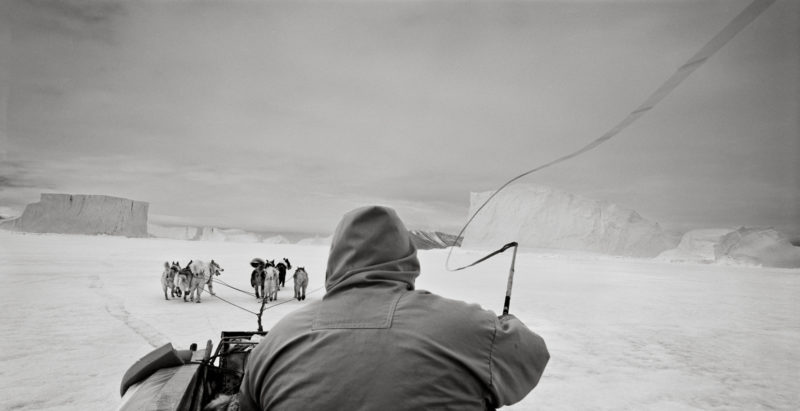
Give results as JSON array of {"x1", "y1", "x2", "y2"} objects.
[
  {"x1": 0, "y1": 193, "x2": 148, "y2": 237},
  {"x1": 658, "y1": 227, "x2": 800, "y2": 268}
]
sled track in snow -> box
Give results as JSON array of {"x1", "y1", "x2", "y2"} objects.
[
  {"x1": 104, "y1": 298, "x2": 168, "y2": 348},
  {"x1": 89, "y1": 274, "x2": 168, "y2": 348}
]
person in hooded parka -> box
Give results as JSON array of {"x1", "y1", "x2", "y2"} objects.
[{"x1": 239, "y1": 205, "x2": 549, "y2": 410}]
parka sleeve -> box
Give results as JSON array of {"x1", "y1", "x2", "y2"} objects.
[
  {"x1": 488, "y1": 314, "x2": 550, "y2": 406},
  {"x1": 238, "y1": 370, "x2": 260, "y2": 411}
]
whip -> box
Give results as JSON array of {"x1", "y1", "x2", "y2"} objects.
[
  {"x1": 502, "y1": 242, "x2": 518, "y2": 316},
  {"x1": 445, "y1": 0, "x2": 776, "y2": 314}
]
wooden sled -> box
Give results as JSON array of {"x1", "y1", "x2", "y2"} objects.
[{"x1": 118, "y1": 331, "x2": 267, "y2": 411}]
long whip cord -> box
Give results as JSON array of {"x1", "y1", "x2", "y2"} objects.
[
  {"x1": 443, "y1": 0, "x2": 775, "y2": 316},
  {"x1": 445, "y1": 0, "x2": 776, "y2": 273}
]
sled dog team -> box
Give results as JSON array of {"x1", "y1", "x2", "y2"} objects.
[
  {"x1": 250, "y1": 258, "x2": 308, "y2": 302},
  {"x1": 161, "y1": 257, "x2": 308, "y2": 303},
  {"x1": 161, "y1": 260, "x2": 223, "y2": 303}
]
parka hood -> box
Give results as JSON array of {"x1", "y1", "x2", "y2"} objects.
[{"x1": 325, "y1": 206, "x2": 420, "y2": 294}]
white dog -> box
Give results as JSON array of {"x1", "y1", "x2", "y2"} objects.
[
  {"x1": 161, "y1": 261, "x2": 182, "y2": 300},
  {"x1": 175, "y1": 262, "x2": 194, "y2": 302},
  {"x1": 187, "y1": 260, "x2": 224, "y2": 303},
  {"x1": 293, "y1": 267, "x2": 308, "y2": 301},
  {"x1": 263, "y1": 265, "x2": 279, "y2": 302}
]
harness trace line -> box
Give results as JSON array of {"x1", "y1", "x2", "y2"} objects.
[
  {"x1": 215, "y1": 278, "x2": 255, "y2": 296},
  {"x1": 212, "y1": 293, "x2": 259, "y2": 316},
  {"x1": 445, "y1": 0, "x2": 776, "y2": 273},
  {"x1": 211, "y1": 279, "x2": 304, "y2": 318},
  {"x1": 208, "y1": 279, "x2": 325, "y2": 331},
  {"x1": 256, "y1": 286, "x2": 325, "y2": 332}
]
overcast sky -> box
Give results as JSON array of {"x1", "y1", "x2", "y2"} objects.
[{"x1": 1, "y1": 0, "x2": 798, "y2": 236}]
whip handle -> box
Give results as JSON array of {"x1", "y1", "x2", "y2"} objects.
[{"x1": 502, "y1": 244, "x2": 518, "y2": 315}]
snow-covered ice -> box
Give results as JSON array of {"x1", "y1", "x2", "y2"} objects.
[
  {"x1": 147, "y1": 223, "x2": 291, "y2": 244},
  {"x1": 658, "y1": 227, "x2": 800, "y2": 268},
  {"x1": 1, "y1": 231, "x2": 798, "y2": 410},
  {"x1": 463, "y1": 184, "x2": 680, "y2": 258}
]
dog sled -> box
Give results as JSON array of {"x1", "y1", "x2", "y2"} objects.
[{"x1": 118, "y1": 331, "x2": 266, "y2": 411}]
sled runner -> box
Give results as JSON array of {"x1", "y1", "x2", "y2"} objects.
[{"x1": 118, "y1": 331, "x2": 267, "y2": 411}]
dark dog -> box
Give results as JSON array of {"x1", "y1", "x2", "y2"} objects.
[
  {"x1": 276, "y1": 258, "x2": 292, "y2": 289},
  {"x1": 250, "y1": 258, "x2": 266, "y2": 299}
]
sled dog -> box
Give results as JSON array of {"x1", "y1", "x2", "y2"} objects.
[
  {"x1": 293, "y1": 267, "x2": 308, "y2": 301},
  {"x1": 161, "y1": 261, "x2": 182, "y2": 300},
  {"x1": 186, "y1": 260, "x2": 223, "y2": 303},
  {"x1": 264, "y1": 264, "x2": 279, "y2": 302}
]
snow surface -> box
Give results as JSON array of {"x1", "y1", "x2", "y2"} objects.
[{"x1": 1, "y1": 231, "x2": 798, "y2": 410}]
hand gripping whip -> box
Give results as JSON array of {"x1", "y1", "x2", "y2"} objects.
[
  {"x1": 502, "y1": 242, "x2": 518, "y2": 316},
  {"x1": 449, "y1": 241, "x2": 519, "y2": 314}
]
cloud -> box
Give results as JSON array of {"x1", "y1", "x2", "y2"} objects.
[
  {"x1": 0, "y1": 175, "x2": 27, "y2": 189},
  {"x1": 12, "y1": 0, "x2": 125, "y2": 41},
  {"x1": 0, "y1": 160, "x2": 51, "y2": 190},
  {"x1": 0, "y1": 205, "x2": 20, "y2": 218},
  {"x1": 2, "y1": 0, "x2": 797, "y2": 236}
]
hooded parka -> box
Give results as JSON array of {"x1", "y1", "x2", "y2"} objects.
[{"x1": 239, "y1": 206, "x2": 549, "y2": 410}]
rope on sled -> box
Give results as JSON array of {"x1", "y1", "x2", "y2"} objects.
[{"x1": 445, "y1": 0, "x2": 776, "y2": 272}]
